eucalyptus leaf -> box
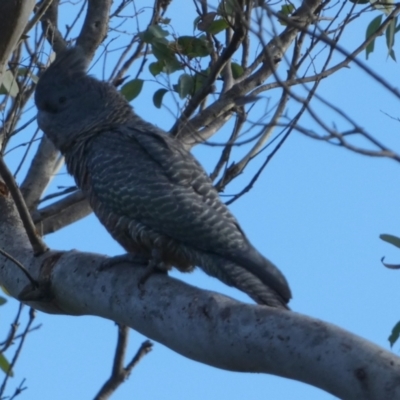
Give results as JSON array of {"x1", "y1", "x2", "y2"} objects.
[
  {"x1": 120, "y1": 79, "x2": 144, "y2": 101},
  {"x1": 153, "y1": 88, "x2": 168, "y2": 108}
]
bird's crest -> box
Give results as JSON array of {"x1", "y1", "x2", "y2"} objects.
[{"x1": 39, "y1": 46, "x2": 89, "y2": 85}]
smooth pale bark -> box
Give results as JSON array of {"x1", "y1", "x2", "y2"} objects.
[
  {"x1": 0, "y1": 190, "x2": 399, "y2": 400},
  {"x1": 0, "y1": 0, "x2": 35, "y2": 86}
]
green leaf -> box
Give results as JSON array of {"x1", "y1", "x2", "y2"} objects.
[
  {"x1": 149, "y1": 42, "x2": 182, "y2": 74},
  {"x1": 0, "y1": 353, "x2": 13, "y2": 377},
  {"x1": 120, "y1": 79, "x2": 144, "y2": 101},
  {"x1": 204, "y1": 19, "x2": 229, "y2": 35},
  {"x1": 140, "y1": 25, "x2": 169, "y2": 43},
  {"x1": 231, "y1": 62, "x2": 244, "y2": 79},
  {"x1": 193, "y1": 69, "x2": 209, "y2": 93},
  {"x1": 389, "y1": 321, "x2": 400, "y2": 347},
  {"x1": 366, "y1": 15, "x2": 383, "y2": 59},
  {"x1": 217, "y1": 0, "x2": 237, "y2": 16},
  {"x1": 0, "y1": 296, "x2": 7, "y2": 306},
  {"x1": 281, "y1": 4, "x2": 295, "y2": 16},
  {"x1": 164, "y1": 59, "x2": 182, "y2": 74},
  {"x1": 277, "y1": 4, "x2": 296, "y2": 25},
  {"x1": 386, "y1": 18, "x2": 396, "y2": 61},
  {"x1": 177, "y1": 74, "x2": 194, "y2": 99},
  {"x1": 159, "y1": 17, "x2": 171, "y2": 25},
  {"x1": 380, "y1": 234, "x2": 400, "y2": 249},
  {"x1": 152, "y1": 41, "x2": 174, "y2": 61},
  {"x1": 153, "y1": 88, "x2": 168, "y2": 108},
  {"x1": 196, "y1": 12, "x2": 217, "y2": 31},
  {"x1": 149, "y1": 61, "x2": 164, "y2": 76},
  {"x1": 0, "y1": 286, "x2": 10, "y2": 296},
  {"x1": 0, "y1": 70, "x2": 19, "y2": 97},
  {"x1": 193, "y1": 15, "x2": 202, "y2": 30},
  {"x1": 177, "y1": 36, "x2": 212, "y2": 58}
]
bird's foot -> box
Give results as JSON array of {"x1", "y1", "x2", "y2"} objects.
[
  {"x1": 139, "y1": 249, "x2": 168, "y2": 287},
  {"x1": 99, "y1": 253, "x2": 149, "y2": 271}
]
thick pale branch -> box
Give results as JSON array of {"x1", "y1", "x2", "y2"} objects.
[
  {"x1": 0, "y1": 0, "x2": 35, "y2": 87},
  {"x1": 0, "y1": 193, "x2": 399, "y2": 400},
  {"x1": 20, "y1": 136, "x2": 59, "y2": 210},
  {"x1": 76, "y1": 0, "x2": 112, "y2": 60},
  {"x1": 182, "y1": 112, "x2": 233, "y2": 150}
]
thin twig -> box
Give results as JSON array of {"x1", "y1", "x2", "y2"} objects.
[
  {"x1": 0, "y1": 249, "x2": 37, "y2": 288},
  {"x1": 0, "y1": 308, "x2": 36, "y2": 396},
  {"x1": 8, "y1": 378, "x2": 28, "y2": 400},
  {"x1": 0, "y1": 303, "x2": 23, "y2": 353},
  {"x1": 0, "y1": 157, "x2": 47, "y2": 255},
  {"x1": 93, "y1": 325, "x2": 153, "y2": 400},
  {"x1": 24, "y1": 0, "x2": 55, "y2": 35}
]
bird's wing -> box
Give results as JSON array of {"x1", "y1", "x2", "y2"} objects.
[
  {"x1": 86, "y1": 121, "x2": 250, "y2": 256},
  {"x1": 87, "y1": 121, "x2": 291, "y2": 303}
]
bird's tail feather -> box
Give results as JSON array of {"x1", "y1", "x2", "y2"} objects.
[{"x1": 198, "y1": 253, "x2": 290, "y2": 309}]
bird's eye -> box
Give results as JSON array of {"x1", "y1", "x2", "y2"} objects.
[{"x1": 58, "y1": 96, "x2": 67, "y2": 104}]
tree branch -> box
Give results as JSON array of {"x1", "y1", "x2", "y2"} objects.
[
  {"x1": 94, "y1": 326, "x2": 153, "y2": 400},
  {"x1": 171, "y1": 7, "x2": 247, "y2": 141},
  {"x1": 33, "y1": 190, "x2": 92, "y2": 235},
  {"x1": 0, "y1": 192, "x2": 399, "y2": 399},
  {"x1": 0, "y1": 163, "x2": 47, "y2": 255},
  {"x1": 20, "y1": 136, "x2": 59, "y2": 211},
  {"x1": 174, "y1": 0, "x2": 322, "y2": 145},
  {"x1": 0, "y1": 0, "x2": 36, "y2": 87},
  {"x1": 76, "y1": 0, "x2": 112, "y2": 60},
  {"x1": 40, "y1": 0, "x2": 66, "y2": 53}
]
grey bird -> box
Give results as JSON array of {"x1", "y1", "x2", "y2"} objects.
[{"x1": 34, "y1": 47, "x2": 292, "y2": 308}]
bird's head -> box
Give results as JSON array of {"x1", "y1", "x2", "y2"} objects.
[{"x1": 35, "y1": 46, "x2": 133, "y2": 152}]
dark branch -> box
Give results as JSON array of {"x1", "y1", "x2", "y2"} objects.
[{"x1": 93, "y1": 325, "x2": 153, "y2": 400}]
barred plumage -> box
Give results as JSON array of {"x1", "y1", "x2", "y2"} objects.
[{"x1": 34, "y1": 47, "x2": 292, "y2": 308}]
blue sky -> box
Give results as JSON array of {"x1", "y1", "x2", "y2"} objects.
[{"x1": 3, "y1": 1, "x2": 400, "y2": 399}]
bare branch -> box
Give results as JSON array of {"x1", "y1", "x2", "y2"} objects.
[
  {"x1": 182, "y1": 112, "x2": 233, "y2": 149},
  {"x1": 172, "y1": 7, "x2": 247, "y2": 140},
  {"x1": 8, "y1": 379, "x2": 27, "y2": 400},
  {"x1": 33, "y1": 191, "x2": 92, "y2": 235},
  {"x1": 0, "y1": 308, "x2": 36, "y2": 396},
  {"x1": 0, "y1": 162, "x2": 47, "y2": 255},
  {"x1": 40, "y1": 0, "x2": 67, "y2": 53},
  {"x1": 110, "y1": 0, "x2": 162, "y2": 85},
  {"x1": 0, "y1": 303, "x2": 23, "y2": 352},
  {"x1": 24, "y1": 0, "x2": 54, "y2": 36},
  {"x1": 0, "y1": 248, "x2": 37, "y2": 288},
  {"x1": 76, "y1": 0, "x2": 112, "y2": 60},
  {"x1": 94, "y1": 325, "x2": 153, "y2": 400},
  {"x1": 20, "y1": 136, "x2": 59, "y2": 210},
  {"x1": 0, "y1": 0, "x2": 36, "y2": 86}
]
